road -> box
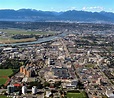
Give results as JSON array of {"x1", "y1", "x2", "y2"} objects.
[{"x1": 60, "y1": 38, "x2": 78, "y2": 79}]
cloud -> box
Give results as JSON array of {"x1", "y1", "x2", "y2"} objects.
[
  {"x1": 82, "y1": 7, "x2": 86, "y2": 10},
  {"x1": 82, "y1": 6, "x2": 105, "y2": 12},
  {"x1": 109, "y1": 8, "x2": 114, "y2": 12},
  {"x1": 70, "y1": 7, "x2": 76, "y2": 10},
  {"x1": 67, "y1": 7, "x2": 77, "y2": 11}
]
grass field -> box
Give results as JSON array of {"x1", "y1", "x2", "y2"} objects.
[
  {"x1": 85, "y1": 63, "x2": 95, "y2": 68},
  {"x1": 0, "y1": 37, "x2": 36, "y2": 44},
  {"x1": 0, "y1": 29, "x2": 55, "y2": 35},
  {"x1": 0, "y1": 69, "x2": 13, "y2": 85},
  {"x1": 0, "y1": 69, "x2": 13, "y2": 76},
  {"x1": 66, "y1": 92, "x2": 87, "y2": 98},
  {"x1": 0, "y1": 95, "x2": 12, "y2": 98},
  {"x1": 0, "y1": 78, "x2": 8, "y2": 85},
  {"x1": 0, "y1": 29, "x2": 55, "y2": 44}
]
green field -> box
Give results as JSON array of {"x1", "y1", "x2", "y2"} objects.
[
  {"x1": 0, "y1": 69, "x2": 13, "y2": 85},
  {"x1": 0, "y1": 37, "x2": 36, "y2": 44},
  {"x1": 0, "y1": 95, "x2": 12, "y2": 98},
  {"x1": 0, "y1": 69, "x2": 13, "y2": 76},
  {"x1": 85, "y1": 63, "x2": 95, "y2": 68},
  {"x1": 0, "y1": 29, "x2": 55, "y2": 35},
  {"x1": 66, "y1": 92, "x2": 87, "y2": 98},
  {"x1": 0, "y1": 29, "x2": 55, "y2": 44},
  {"x1": 0, "y1": 78, "x2": 8, "y2": 85}
]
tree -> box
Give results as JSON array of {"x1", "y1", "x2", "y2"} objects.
[
  {"x1": 43, "y1": 81, "x2": 50, "y2": 88},
  {"x1": 54, "y1": 81, "x2": 61, "y2": 88}
]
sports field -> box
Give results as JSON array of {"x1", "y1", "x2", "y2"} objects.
[
  {"x1": 0, "y1": 78, "x2": 8, "y2": 85},
  {"x1": 66, "y1": 92, "x2": 87, "y2": 98},
  {"x1": 0, "y1": 69, "x2": 13, "y2": 76},
  {"x1": 0, "y1": 69, "x2": 13, "y2": 85}
]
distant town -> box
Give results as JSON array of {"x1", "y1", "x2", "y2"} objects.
[{"x1": 0, "y1": 22, "x2": 114, "y2": 98}]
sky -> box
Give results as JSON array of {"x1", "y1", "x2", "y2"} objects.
[{"x1": 0, "y1": 0, "x2": 114, "y2": 12}]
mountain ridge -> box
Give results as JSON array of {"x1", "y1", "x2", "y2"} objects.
[{"x1": 0, "y1": 9, "x2": 114, "y2": 23}]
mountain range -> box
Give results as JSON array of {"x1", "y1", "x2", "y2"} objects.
[{"x1": 0, "y1": 9, "x2": 114, "y2": 23}]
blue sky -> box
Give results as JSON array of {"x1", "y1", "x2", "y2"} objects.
[{"x1": 0, "y1": 0, "x2": 114, "y2": 12}]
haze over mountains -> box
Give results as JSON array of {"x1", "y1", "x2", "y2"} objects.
[{"x1": 0, "y1": 9, "x2": 114, "y2": 23}]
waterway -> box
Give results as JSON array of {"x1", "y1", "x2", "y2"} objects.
[{"x1": 0, "y1": 32, "x2": 68, "y2": 46}]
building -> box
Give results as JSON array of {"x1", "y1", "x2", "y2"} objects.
[
  {"x1": 45, "y1": 91, "x2": 52, "y2": 98},
  {"x1": 32, "y1": 86, "x2": 37, "y2": 94},
  {"x1": 106, "y1": 90, "x2": 114, "y2": 98},
  {"x1": 20, "y1": 66, "x2": 33, "y2": 77},
  {"x1": 13, "y1": 83, "x2": 21, "y2": 87},
  {"x1": 63, "y1": 79, "x2": 78, "y2": 89},
  {"x1": 7, "y1": 85, "x2": 15, "y2": 94},
  {"x1": 22, "y1": 86, "x2": 27, "y2": 95}
]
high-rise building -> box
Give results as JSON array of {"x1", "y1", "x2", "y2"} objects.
[
  {"x1": 22, "y1": 86, "x2": 27, "y2": 95},
  {"x1": 32, "y1": 86, "x2": 37, "y2": 94}
]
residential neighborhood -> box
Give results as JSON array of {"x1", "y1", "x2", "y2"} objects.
[{"x1": 0, "y1": 22, "x2": 114, "y2": 98}]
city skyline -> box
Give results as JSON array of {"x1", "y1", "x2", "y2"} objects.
[{"x1": 0, "y1": 0, "x2": 114, "y2": 12}]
